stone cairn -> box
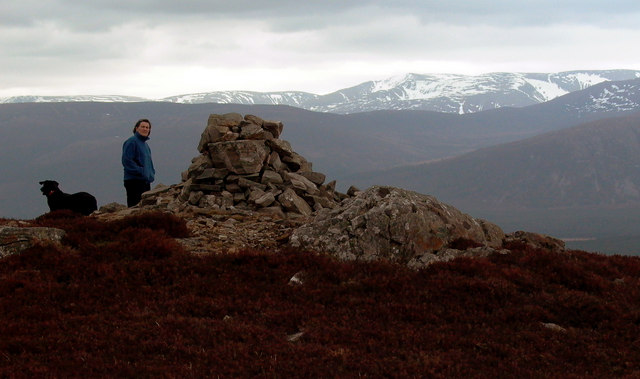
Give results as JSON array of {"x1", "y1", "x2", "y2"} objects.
[{"x1": 143, "y1": 113, "x2": 352, "y2": 218}]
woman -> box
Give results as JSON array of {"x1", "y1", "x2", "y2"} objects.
[{"x1": 122, "y1": 118, "x2": 155, "y2": 207}]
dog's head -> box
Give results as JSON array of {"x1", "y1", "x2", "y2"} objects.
[{"x1": 39, "y1": 180, "x2": 60, "y2": 196}]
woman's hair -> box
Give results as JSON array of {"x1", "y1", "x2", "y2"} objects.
[{"x1": 133, "y1": 118, "x2": 152, "y2": 134}]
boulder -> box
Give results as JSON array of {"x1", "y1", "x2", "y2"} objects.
[
  {"x1": 503, "y1": 231, "x2": 565, "y2": 252},
  {"x1": 263, "y1": 120, "x2": 283, "y2": 138},
  {"x1": 207, "y1": 140, "x2": 269, "y2": 175},
  {"x1": 289, "y1": 186, "x2": 505, "y2": 265},
  {"x1": 407, "y1": 246, "x2": 508, "y2": 268},
  {"x1": 98, "y1": 202, "x2": 127, "y2": 213},
  {"x1": 285, "y1": 172, "x2": 318, "y2": 195},
  {"x1": 240, "y1": 122, "x2": 273, "y2": 140},
  {"x1": 299, "y1": 171, "x2": 326, "y2": 186},
  {"x1": 278, "y1": 188, "x2": 313, "y2": 216},
  {"x1": 197, "y1": 113, "x2": 244, "y2": 153},
  {"x1": 0, "y1": 227, "x2": 65, "y2": 258},
  {"x1": 261, "y1": 170, "x2": 283, "y2": 185}
]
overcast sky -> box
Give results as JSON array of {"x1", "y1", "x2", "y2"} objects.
[{"x1": 2, "y1": 0, "x2": 640, "y2": 98}]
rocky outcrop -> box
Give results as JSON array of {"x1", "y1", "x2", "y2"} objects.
[
  {"x1": 137, "y1": 113, "x2": 349, "y2": 218},
  {"x1": 0, "y1": 226, "x2": 65, "y2": 258},
  {"x1": 503, "y1": 230, "x2": 566, "y2": 252},
  {"x1": 289, "y1": 186, "x2": 506, "y2": 266},
  {"x1": 94, "y1": 113, "x2": 566, "y2": 267}
]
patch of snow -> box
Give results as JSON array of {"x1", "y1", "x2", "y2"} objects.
[
  {"x1": 371, "y1": 74, "x2": 411, "y2": 92},
  {"x1": 374, "y1": 73, "x2": 506, "y2": 101},
  {"x1": 458, "y1": 101, "x2": 465, "y2": 115},
  {"x1": 565, "y1": 73, "x2": 608, "y2": 89},
  {"x1": 269, "y1": 94, "x2": 283, "y2": 103},
  {"x1": 172, "y1": 94, "x2": 206, "y2": 103},
  {"x1": 524, "y1": 78, "x2": 569, "y2": 101}
]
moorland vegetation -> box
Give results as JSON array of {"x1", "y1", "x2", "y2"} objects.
[{"x1": 1, "y1": 211, "x2": 640, "y2": 377}]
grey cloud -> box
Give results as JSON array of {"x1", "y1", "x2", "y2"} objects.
[
  {"x1": 5, "y1": 1, "x2": 640, "y2": 32},
  {"x1": 2, "y1": 0, "x2": 640, "y2": 98}
]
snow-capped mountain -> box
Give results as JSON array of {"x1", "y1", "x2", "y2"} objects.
[
  {"x1": 2, "y1": 70, "x2": 640, "y2": 114},
  {"x1": 0, "y1": 95, "x2": 148, "y2": 103},
  {"x1": 302, "y1": 70, "x2": 640, "y2": 114},
  {"x1": 563, "y1": 80, "x2": 640, "y2": 114},
  {"x1": 161, "y1": 91, "x2": 318, "y2": 107}
]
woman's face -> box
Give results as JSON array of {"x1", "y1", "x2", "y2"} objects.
[{"x1": 136, "y1": 121, "x2": 151, "y2": 137}]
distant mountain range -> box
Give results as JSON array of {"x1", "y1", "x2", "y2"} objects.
[{"x1": 2, "y1": 70, "x2": 639, "y2": 114}]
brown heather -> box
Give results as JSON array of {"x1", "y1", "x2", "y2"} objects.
[{"x1": 1, "y1": 211, "x2": 640, "y2": 377}]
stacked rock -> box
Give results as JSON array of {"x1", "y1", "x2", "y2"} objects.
[{"x1": 177, "y1": 113, "x2": 350, "y2": 218}]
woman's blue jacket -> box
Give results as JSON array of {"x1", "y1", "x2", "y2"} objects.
[{"x1": 122, "y1": 132, "x2": 155, "y2": 183}]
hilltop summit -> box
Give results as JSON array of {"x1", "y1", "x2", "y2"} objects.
[{"x1": 89, "y1": 113, "x2": 563, "y2": 266}]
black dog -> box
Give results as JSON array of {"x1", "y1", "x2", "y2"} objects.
[{"x1": 39, "y1": 180, "x2": 98, "y2": 216}]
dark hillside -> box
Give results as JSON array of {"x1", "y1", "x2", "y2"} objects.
[
  {"x1": 350, "y1": 111, "x2": 640, "y2": 209},
  {"x1": 1, "y1": 213, "x2": 639, "y2": 377},
  {"x1": 346, "y1": 112, "x2": 640, "y2": 254}
]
